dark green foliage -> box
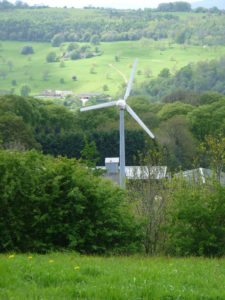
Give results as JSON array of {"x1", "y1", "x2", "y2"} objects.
[
  {"x1": 141, "y1": 58, "x2": 225, "y2": 101},
  {"x1": 51, "y1": 33, "x2": 64, "y2": 47},
  {"x1": 90, "y1": 35, "x2": 100, "y2": 45},
  {"x1": 20, "y1": 45, "x2": 34, "y2": 55},
  {"x1": 165, "y1": 179, "x2": 225, "y2": 257},
  {"x1": 20, "y1": 84, "x2": 31, "y2": 96},
  {"x1": 157, "y1": 2, "x2": 191, "y2": 12},
  {"x1": 0, "y1": 150, "x2": 142, "y2": 253},
  {"x1": 0, "y1": 94, "x2": 223, "y2": 171},
  {"x1": 188, "y1": 98, "x2": 225, "y2": 140},
  {"x1": 67, "y1": 42, "x2": 79, "y2": 52},
  {"x1": 0, "y1": 113, "x2": 39, "y2": 150},
  {"x1": 46, "y1": 51, "x2": 57, "y2": 63},
  {"x1": 70, "y1": 50, "x2": 80, "y2": 60}
]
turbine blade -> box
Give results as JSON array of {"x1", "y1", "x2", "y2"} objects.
[
  {"x1": 124, "y1": 59, "x2": 138, "y2": 101},
  {"x1": 80, "y1": 101, "x2": 117, "y2": 112},
  {"x1": 126, "y1": 105, "x2": 155, "y2": 139}
]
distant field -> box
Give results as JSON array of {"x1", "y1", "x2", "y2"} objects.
[
  {"x1": 1, "y1": 253, "x2": 225, "y2": 299},
  {"x1": 1, "y1": 40, "x2": 225, "y2": 96}
]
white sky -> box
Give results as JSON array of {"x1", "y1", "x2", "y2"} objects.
[{"x1": 12, "y1": 0, "x2": 196, "y2": 9}]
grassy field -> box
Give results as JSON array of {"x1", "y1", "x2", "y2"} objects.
[
  {"x1": 1, "y1": 40, "x2": 225, "y2": 97},
  {"x1": 0, "y1": 253, "x2": 225, "y2": 299}
]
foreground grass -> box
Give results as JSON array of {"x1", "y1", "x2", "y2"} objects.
[
  {"x1": 1, "y1": 40, "x2": 225, "y2": 96},
  {"x1": 0, "y1": 253, "x2": 224, "y2": 299}
]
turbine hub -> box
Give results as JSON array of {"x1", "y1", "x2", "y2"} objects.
[{"x1": 116, "y1": 99, "x2": 126, "y2": 110}]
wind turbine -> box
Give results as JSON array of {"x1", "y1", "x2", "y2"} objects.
[{"x1": 80, "y1": 59, "x2": 155, "y2": 188}]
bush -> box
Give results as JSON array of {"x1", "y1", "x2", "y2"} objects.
[
  {"x1": 165, "y1": 178, "x2": 225, "y2": 257},
  {"x1": 51, "y1": 34, "x2": 64, "y2": 47},
  {"x1": 70, "y1": 50, "x2": 80, "y2": 60},
  {"x1": 0, "y1": 150, "x2": 142, "y2": 254},
  {"x1": 21, "y1": 46, "x2": 34, "y2": 55},
  {"x1": 20, "y1": 84, "x2": 31, "y2": 96},
  {"x1": 46, "y1": 52, "x2": 57, "y2": 63}
]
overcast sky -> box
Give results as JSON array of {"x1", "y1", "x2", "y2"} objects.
[{"x1": 12, "y1": 0, "x2": 196, "y2": 9}]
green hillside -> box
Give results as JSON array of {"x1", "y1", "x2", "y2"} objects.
[{"x1": 1, "y1": 40, "x2": 225, "y2": 96}]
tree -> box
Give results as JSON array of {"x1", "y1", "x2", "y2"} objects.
[
  {"x1": 81, "y1": 136, "x2": 100, "y2": 167},
  {"x1": 59, "y1": 60, "x2": 65, "y2": 68},
  {"x1": 115, "y1": 55, "x2": 120, "y2": 62},
  {"x1": 159, "y1": 68, "x2": 171, "y2": 78},
  {"x1": 51, "y1": 33, "x2": 64, "y2": 47},
  {"x1": 67, "y1": 42, "x2": 79, "y2": 52},
  {"x1": 144, "y1": 67, "x2": 152, "y2": 78},
  {"x1": 70, "y1": 50, "x2": 80, "y2": 60},
  {"x1": 0, "y1": 114, "x2": 39, "y2": 150},
  {"x1": 21, "y1": 46, "x2": 34, "y2": 55},
  {"x1": 156, "y1": 115, "x2": 197, "y2": 170},
  {"x1": 11, "y1": 79, "x2": 17, "y2": 86},
  {"x1": 200, "y1": 134, "x2": 225, "y2": 180},
  {"x1": 102, "y1": 84, "x2": 109, "y2": 92},
  {"x1": 20, "y1": 85, "x2": 31, "y2": 97},
  {"x1": 128, "y1": 149, "x2": 167, "y2": 254},
  {"x1": 46, "y1": 51, "x2": 57, "y2": 63},
  {"x1": 90, "y1": 35, "x2": 100, "y2": 45}
]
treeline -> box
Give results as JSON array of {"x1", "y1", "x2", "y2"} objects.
[
  {"x1": 0, "y1": 6, "x2": 225, "y2": 45},
  {"x1": 157, "y1": 2, "x2": 191, "y2": 12},
  {"x1": 0, "y1": 92, "x2": 224, "y2": 171},
  {"x1": 0, "y1": 95, "x2": 146, "y2": 166},
  {"x1": 0, "y1": 0, "x2": 47, "y2": 9},
  {"x1": 139, "y1": 57, "x2": 225, "y2": 101}
]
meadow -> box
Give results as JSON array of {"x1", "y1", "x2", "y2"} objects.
[
  {"x1": 1, "y1": 40, "x2": 225, "y2": 96},
  {"x1": 1, "y1": 253, "x2": 225, "y2": 299}
]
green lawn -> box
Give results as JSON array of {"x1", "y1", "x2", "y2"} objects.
[
  {"x1": 1, "y1": 40, "x2": 225, "y2": 96},
  {"x1": 1, "y1": 253, "x2": 225, "y2": 299}
]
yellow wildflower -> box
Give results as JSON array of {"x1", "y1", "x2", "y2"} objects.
[
  {"x1": 28, "y1": 256, "x2": 33, "y2": 260},
  {"x1": 74, "y1": 266, "x2": 80, "y2": 270}
]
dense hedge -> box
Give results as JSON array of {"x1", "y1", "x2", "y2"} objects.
[{"x1": 0, "y1": 150, "x2": 142, "y2": 254}]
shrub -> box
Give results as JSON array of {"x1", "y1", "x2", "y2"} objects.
[
  {"x1": 51, "y1": 34, "x2": 64, "y2": 47},
  {"x1": 165, "y1": 178, "x2": 225, "y2": 257},
  {"x1": 20, "y1": 84, "x2": 31, "y2": 96},
  {"x1": 0, "y1": 150, "x2": 142, "y2": 254},
  {"x1": 21, "y1": 46, "x2": 34, "y2": 55},
  {"x1": 46, "y1": 52, "x2": 57, "y2": 63},
  {"x1": 70, "y1": 50, "x2": 80, "y2": 60}
]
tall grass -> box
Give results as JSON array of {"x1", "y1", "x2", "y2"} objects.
[{"x1": 0, "y1": 253, "x2": 224, "y2": 299}]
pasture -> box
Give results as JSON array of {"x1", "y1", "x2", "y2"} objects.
[
  {"x1": 1, "y1": 40, "x2": 225, "y2": 96},
  {"x1": 0, "y1": 253, "x2": 224, "y2": 299}
]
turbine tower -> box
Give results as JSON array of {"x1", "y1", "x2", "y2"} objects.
[{"x1": 80, "y1": 59, "x2": 155, "y2": 188}]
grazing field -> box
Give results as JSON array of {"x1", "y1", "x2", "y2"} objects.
[
  {"x1": 1, "y1": 40, "x2": 225, "y2": 96},
  {"x1": 1, "y1": 253, "x2": 225, "y2": 299}
]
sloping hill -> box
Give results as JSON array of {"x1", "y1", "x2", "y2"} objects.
[{"x1": 192, "y1": 0, "x2": 225, "y2": 9}]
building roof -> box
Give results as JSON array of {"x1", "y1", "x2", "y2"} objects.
[
  {"x1": 96, "y1": 165, "x2": 167, "y2": 180},
  {"x1": 125, "y1": 166, "x2": 167, "y2": 180},
  {"x1": 105, "y1": 157, "x2": 119, "y2": 164},
  {"x1": 175, "y1": 168, "x2": 225, "y2": 185}
]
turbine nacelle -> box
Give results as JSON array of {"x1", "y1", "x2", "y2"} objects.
[{"x1": 116, "y1": 99, "x2": 126, "y2": 110}]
